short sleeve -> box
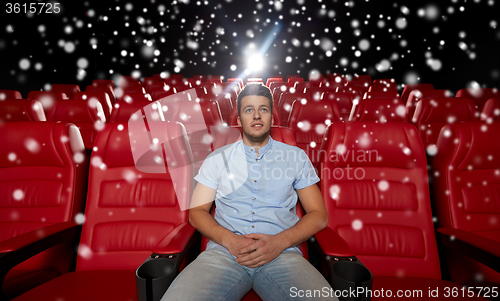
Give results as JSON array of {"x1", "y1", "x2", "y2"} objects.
[
  {"x1": 194, "y1": 154, "x2": 219, "y2": 190},
  {"x1": 293, "y1": 149, "x2": 320, "y2": 190}
]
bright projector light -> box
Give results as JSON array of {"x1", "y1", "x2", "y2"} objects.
[{"x1": 248, "y1": 54, "x2": 264, "y2": 71}]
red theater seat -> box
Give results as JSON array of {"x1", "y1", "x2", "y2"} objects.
[
  {"x1": 73, "y1": 91, "x2": 113, "y2": 121},
  {"x1": 150, "y1": 86, "x2": 176, "y2": 101},
  {"x1": 287, "y1": 77, "x2": 303, "y2": 87},
  {"x1": 50, "y1": 84, "x2": 81, "y2": 99},
  {"x1": 349, "y1": 74, "x2": 372, "y2": 88},
  {"x1": 265, "y1": 77, "x2": 283, "y2": 87},
  {"x1": 322, "y1": 92, "x2": 353, "y2": 121},
  {"x1": 227, "y1": 78, "x2": 244, "y2": 91},
  {"x1": 26, "y1": 91, "x2": 68, "y2": 100},
  {"x1": 368, "y1": 83, "x2": 398, "y2": 92},
  {"x1": 288, "y1": 99, "x2": 341, "y2": 166},
  {"x1": 0, "y1": 99, "x2": 46, "y2": 122},
  {"x1": 315, "y1": 122, "x2": 485, "y2": 300},
  {"x1": 349, "y1": 98, "x2": 408, "y2": 122},
  {"x1": 44, "y1": 100, "x2": 106, "y2": 150},
  {"x1": 246, "y1": 77, "x2": 263, "y2": 84},
  {"x1": 12, "y1": 122, "x2": 195, "y2": 301},
  {"x1": 363, "y1": 91, "x2": 400, "y2": 100},
  {"x1": 456, "y1": 88, "x2": 500, "y2": 112},
  {"x1": 401, "y1": 83, "x2": 434, "y2": 105},
  {"x1": 277, "y1": 92, "x2": 309, "y2": 126},
  {"x1": 0, "y1": 90, "x2": 22, "y2": 100},
  {"x1": 336, "y1": 86, "x2": 363, "y2": 100},
  {"x1": 480, "y1": 97, "x2": 500, "y2": 122},
  {"x1": 169, "y1": 99, "x2": 223, "y2": 171},
  {"x1": 108, "y1": 100, "x2": 163, "y2": 123},
  {"x1": 91, "y1": 79, "x2": 115, "y2": 90},
  {"x1": 432, "y1": 122, "x2": 500, "y2": 292},
  {"x1": 85, "y1": 85, "x2": 116, "y2": 104},
  {"x1": 412, "y1": 97, "x2": 478, "y2": 150},
  {"x1": 406, "y1": 89, "x2": 452, "y2": 121},
  {"x1": 0, "y1": 122, "x2": 86, "y2": 299}
]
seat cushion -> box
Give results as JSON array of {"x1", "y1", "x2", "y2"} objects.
[
  {"x1": 13, "y1": 270, "x2": 137, "y2": 301},
  {"x1": 3, "y1": 269, "x2": 60, "y2": 300}
]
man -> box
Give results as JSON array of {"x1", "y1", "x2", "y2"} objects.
[{"x1": 162, "y1": 84, "x2": 336, "y2": 300}]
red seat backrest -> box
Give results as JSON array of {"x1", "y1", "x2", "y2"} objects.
[
  {"x1": 73, "y1": 91, "x2": 113, "y2": 121},
  {"x1": 76, "y1": 121, "x2": 193, "y2": 271},
  {"x1": 50, "y1": 84, "x2": 81, "y2": 99},
  {"x1": 350, "y1": 98, "x2": 408, "y2": 123},
  {"x1": 44, "y1": 100, "x2": 106, "y2": 149},
  {"x1": 109, "y1": 101, "x2": 165, "y2": 124},
  {"x1": 363, "y1": 91, "x2": 400, "y2": 100},
  {"x1": 432, "y1": 121, "x2": 500, "y2": 285},
  {"x1": 277, "y1": 92, "x2": 309, "y2": 126},
  {"x1": 456, "y1": 88, "x2": 500, "y2": 112},
  {"x1": 287, "y1": 77, "x2": 303, "y2": 87},
  {"x1": 401, "y1": 83, "x2": 434, "y2": 105},
  {"x1": 412, "y1": 97, "x2": 478, "y2": 149},
  {"x1": 318, "y1": 122, "x2": 441, "y2": 279},
  {"x1": 406, "y1": 89, "x2": 452, "y2": 121},
  {"x1": 321, "y1": 92, "x2": 353, "y2": 121},
  {"x1": 0, "y1": 99, "x2": 46, "y2": 122},
  {"x1": 288, "y1": 99, "x2": 341, "y2": 166},
  {"x1": 85, "y1": 85, "x2": 116, "y2": 104},
  {"x1": 0, "y1": 90, "x2": 23, "y2": 100},
  {"x1": 480, "y1": 97, "x2": 500, "y2": 122},
  {"x1": 0, "y1": 121, "x2": 87, "y2": 292}
]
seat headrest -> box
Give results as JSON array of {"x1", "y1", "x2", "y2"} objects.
[
  {"x1": 101, "y1": 122, "x2": 193, "y2": 173},
  {"x1": 110, "y1": 100, "x2": 163, "y2": 123},
  {"x1": 0, "y1": 99, "x2": 46, "y2": 122},
  {"x1": 414, "y1": 97, "x2": 477, "y2": 123},
  {"x1": 44, "y1": 99, "x2": 105, "y2": 123},
  {"x1": 321, "y1": 122, "x2": 419, "y2": 169},
  {"x1": 0, "y1": 122, "x2": 84, "y2": 168},
  {"x1": 350, "y1": 98, "x2": 407, "y2": 122},
  {"x1": 436, "y1": 122, "x2": 500, "y2": 171},
  {"x1": 480, "y1": 98, "x2": 500, "y2": 122}
]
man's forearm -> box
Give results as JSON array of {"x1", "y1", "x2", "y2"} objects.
[
  {"x1": 189, "y1": 209, "x2": 237, "y2": 248},
  {"x1": 275, "y1": 210, "x2": 328, "y2": 250}
]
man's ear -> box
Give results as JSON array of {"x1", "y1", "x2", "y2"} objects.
[
  {"x1": 271, "y1": 114, "x2": 274, "y2": 125},
  {"x1": 237, "y1": 116, "x2": 241, "y2": 127}
]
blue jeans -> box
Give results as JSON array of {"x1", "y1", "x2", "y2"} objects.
[{"x1": 161, "y1": 249, "x2": 338, "y2": 301}]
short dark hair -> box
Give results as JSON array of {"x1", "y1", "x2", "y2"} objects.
[{"x1": 236, "y1": 83, "x2": 273, "y2": 117}]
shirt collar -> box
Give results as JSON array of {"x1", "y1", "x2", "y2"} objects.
[{"x1": 242, "y1": 136, "x2": 274, "y2": 157}]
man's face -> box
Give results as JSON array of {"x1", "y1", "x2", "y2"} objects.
[{"x1": 237, "y1": 95, "x2": 273, "y2": 143}]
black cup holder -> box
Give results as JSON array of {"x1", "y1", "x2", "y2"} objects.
[
  {"x1": 137, "y1": 258, "x2": 176, "y2": 279},
  {"x1": 136, "y1": 257, "x2": 180, "y2": 301},
  {"x1": 330, "y1": 260, "x2": 372, "y2": 301}
]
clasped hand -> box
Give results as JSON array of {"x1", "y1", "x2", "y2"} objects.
[{"x1": 229, "y1": 233, "x2": 286, "y2": 268}]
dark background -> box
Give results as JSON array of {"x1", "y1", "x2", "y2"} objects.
[{"x1": 0, "y1": 0, "x2": 499, "y2": 97}]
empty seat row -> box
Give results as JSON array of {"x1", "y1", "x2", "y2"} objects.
[{"x1": 3, "y1": 119, "x2": 496, "y2": 300}]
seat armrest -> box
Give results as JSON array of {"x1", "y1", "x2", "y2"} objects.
[
  {"x1": 152, "y1": 222, "x2": 196, "y2": 255},
  {"x1": 0, "y1": 221, "x2": 81, "y2": 299},
  {"x1": 0, "y1": 221, "x2": 79, "y2": 253},
  {"x1": 136, "y1": 222, "x2": 197, "y2": 301},
  {"x1": 438, "y1": 227, "x2": 500, "y2": 273},
  {"x1": 313, "y1": 227, "x2": 372, "y2": 301},
  {"x1": 314, "y1": 227, "x2": 356, "y2": 258}
]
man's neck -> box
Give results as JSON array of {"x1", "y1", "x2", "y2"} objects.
[{"x1": 242, "y1": 134, "x2": 270, "y2": 156}]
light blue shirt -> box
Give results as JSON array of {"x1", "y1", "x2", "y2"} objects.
[{"x1": 194, "y1": 136, "x2": 320, "y2": 255}]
